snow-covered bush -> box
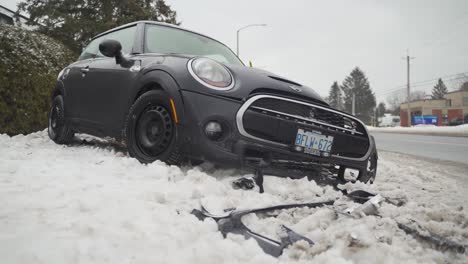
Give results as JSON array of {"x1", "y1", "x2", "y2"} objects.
[{"x1": 0, "y1": 24, "x2": 75, "y2": 135}]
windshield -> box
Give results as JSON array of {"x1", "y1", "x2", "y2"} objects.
[{"x1": 144, "y1": 24, "x2": 243, "y2": 66}]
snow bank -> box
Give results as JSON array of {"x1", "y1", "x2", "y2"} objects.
[
  {"x1": 1, "y1": 131, "x2": 467, "y2": 263},
  {"x1": 368, "y1": 124, "x2": 468, "y2": 137}
]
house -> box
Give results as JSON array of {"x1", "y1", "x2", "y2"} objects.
[
  {"x1": 0, "y1": 5, "x2": 37, "y2": 30},
  {"x1": 400, "y1": 90, "x2": 468, "y2": 126}
]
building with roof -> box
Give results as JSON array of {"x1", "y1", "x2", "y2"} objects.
[
  {"x1": 400, "y1": 90, "x2": 468, "y2": 126},
  {"x1": 0, "y1": 5, "x2": 36, "y2": 30}
]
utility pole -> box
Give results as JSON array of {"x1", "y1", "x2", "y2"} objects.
[
  {"x1": 375, "y1": 107, "x2": 378, "y2": 127},
  {"x1": 352, "y1": 93, "x2": 356, "y2": 116},
  {"x1": 403, "y1": 51, "x2": 415, "y2": 126}
]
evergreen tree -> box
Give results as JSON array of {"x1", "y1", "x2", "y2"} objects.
[
  {"x1": 327, "y1": 81, "x2": 344, "y2": 111},
  {"x1": 341, "y1": 67, "x2": 376, "y2": 124},
  {"x1": 377, "y1": 102, "x2": 386, "y2": 117},
  {"x1": 18, "y1": 0, "x2": 180, "y2": 54},
  {"x1": 431, "y1": 78, "x2": 448, "y2": 99}
]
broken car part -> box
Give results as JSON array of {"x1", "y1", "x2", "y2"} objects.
[
  {"x1": 397, "y1": 220, "x2": 466, "y2": 254},
  {"x1": 192, "y1": 190, "x2": 466, "y2": 257},
  {"x1": 191, "y1": 200, "x2": 335, "y2": 257},
  {"x1": 191, "y1": 190, "x2": 379, "y2": 257}
]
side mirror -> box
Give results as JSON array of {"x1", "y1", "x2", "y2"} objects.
[
  {"x1": 99, "y1": 39, "x2": 122, "y2": 58},
  {"x1": 99, "y1": 39, "x2": 133, "y2": 67}
]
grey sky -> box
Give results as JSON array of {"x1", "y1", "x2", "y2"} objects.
[{"x1": 4, "y1": 0, "x2": 468, "y2": 103}]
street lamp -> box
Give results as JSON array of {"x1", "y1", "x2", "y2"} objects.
[{"x1": 236, "y1": 24, "x2": 267, "y2": 57}]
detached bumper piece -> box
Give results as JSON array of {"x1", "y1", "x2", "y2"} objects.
[
  {"x1": 397, "y1": 220, "x2": 466, "y2": 254},
  {"x1": 191, "y1": 201, "x2": 334, "y2": 257},
  {"x1": 191, "y1": 190, "x2": 466, "y2": 257}
]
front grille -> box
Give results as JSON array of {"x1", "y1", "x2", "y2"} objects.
[
  {"x1": 251, "y1": 98, "x2": 348, "y2": 128},
  {"x1": 237, "y1": 95, "x2": 369, "y2": 158}
]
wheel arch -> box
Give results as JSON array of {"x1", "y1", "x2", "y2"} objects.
[
  {"x1": 130, "y1": 70, "x2": 185, "y2": 124},
  {"x1": 51, "y1": 81, "x2": 65, "y2": 99}
]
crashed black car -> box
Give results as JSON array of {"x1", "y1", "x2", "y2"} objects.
[{"x1": 48, "y1": 21, "x2": 377, "y2": 183}]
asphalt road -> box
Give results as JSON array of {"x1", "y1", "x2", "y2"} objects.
[{"x1": 371, "y1": 132, "x2": 468, "y2": 165}]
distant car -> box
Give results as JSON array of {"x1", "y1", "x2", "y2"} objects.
[{"x1": 48, "y1": 21, "x2": 377, "y2": 183}]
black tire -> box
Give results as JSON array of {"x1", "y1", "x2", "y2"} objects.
[
  {"x1": 124, "y1": 90, "x2": 182, "y2": 165},
  {"x1": 48, "y1": 95, "x2": 74, "y2": 144}
]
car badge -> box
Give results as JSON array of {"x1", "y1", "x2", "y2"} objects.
[
  {"x1": 309, "y1": 110, "x2": 315, "y2": 119},
  {"x1": 289, "y1": 85, "x2": 302, "y2": 92}
]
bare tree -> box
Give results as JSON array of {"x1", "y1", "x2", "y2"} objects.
[
  {"x1": 386, "y1": 91, "x2": 406, "y2": 111},
  {"x1": 451, "y1": 73, "x2": 468, "y2": 91},
  {"x1": 411, "y1": 90, "x2": 427, "y2": 101},
  {"x1": 386, "y1": 90, "x2": 427, "y2": 116}
]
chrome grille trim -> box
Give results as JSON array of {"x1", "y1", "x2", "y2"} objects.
[
  {"x1": 250, "y1": 106, "x2": 364, "y2": 135},
  {"x1": 236, "y1": 95, "x2": 372, "y2": 161}
]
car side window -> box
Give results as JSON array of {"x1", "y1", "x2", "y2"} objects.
[
  {"x1": 78, "y1": 37, "x2": 102, "y2": 61},
  {"x1": 78, "y1": 26, "x2": 136, "y2": 61},
  {"x1": 101, "y1": 26, "x2": 136, "y2": 55}
]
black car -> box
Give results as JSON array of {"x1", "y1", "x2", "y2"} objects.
[{"x1": 48, "y1": 21, "x2": 377, "y2": 183}]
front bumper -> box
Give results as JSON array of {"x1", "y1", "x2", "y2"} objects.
[{"x1": 179, "y1": 90, "x2": 375, "y2": 177}]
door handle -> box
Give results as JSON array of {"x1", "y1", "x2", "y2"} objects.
[{"x1": 81, "y1": 66, "x2": 90, "y2": 73}]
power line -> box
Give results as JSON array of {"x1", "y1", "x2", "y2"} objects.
[
  {"x1": 375, "y1": 71, "x2": 468, "y2": 93},
  {"x1": 380, "y1": 76, "x2": 468, "y2": 96},
  {"x1": 377, "y1": 71, "x2": 468, "y2": 96}
]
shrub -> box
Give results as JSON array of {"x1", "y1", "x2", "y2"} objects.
[{"x1": 0, "y1": 24, "x2": 75, "y2": 135}]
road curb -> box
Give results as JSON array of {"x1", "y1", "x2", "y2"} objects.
[{"x1": 369, "y1": 130, "x2": 468, "y2": 138}]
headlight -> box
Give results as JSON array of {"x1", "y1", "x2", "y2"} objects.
[{"x1": 188, "y1": 58, "x2": 234, "y2": 90}]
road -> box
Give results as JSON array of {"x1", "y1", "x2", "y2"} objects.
[{"x1": 372, "y1": 132, "x2": 468, "y2": 165}]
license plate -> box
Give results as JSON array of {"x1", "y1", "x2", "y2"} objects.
[{"x1": 294, "y1": 129, "x2": 334, "y2": 156}]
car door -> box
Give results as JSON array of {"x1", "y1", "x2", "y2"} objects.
[
  {"x1": 82, "y1": 25, "x2": 138, "y2": 136},
  {"x1": 64, "y1": 37, "x2": 101, "y2": 126}
]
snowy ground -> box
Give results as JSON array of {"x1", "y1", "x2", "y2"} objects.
[
  {"x1": 368, "y1": 124, "x2": 468, "y2": 137},
  {"x1": 1, "y1": 131, "x2": 467, "y2": 263}
]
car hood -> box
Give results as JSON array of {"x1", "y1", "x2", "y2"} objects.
[{"x1": 224, "y1": 64, "x2": 325, "y2": 104}]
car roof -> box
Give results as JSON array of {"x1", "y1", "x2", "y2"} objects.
[
  {"x1": 92, "y1": 20, "x2": 218, "y2": 43},
  {"x1": 90, "y1": 20, "x2": 242, "y2": 65}
]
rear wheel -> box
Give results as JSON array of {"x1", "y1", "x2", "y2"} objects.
[
  {"x1": 125, "y1": 90, "x2": 182, "y2": 165},
  {"x1": 48, "y1": 95, "x2": 74, "y2": 144}
]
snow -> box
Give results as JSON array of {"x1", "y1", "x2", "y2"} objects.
[
  {"x1": 368, "y1": 124, "x2": 468, "y2": 137},
  {"x1": 1, "y1": 131, "x2": 467, "y2": 263}
]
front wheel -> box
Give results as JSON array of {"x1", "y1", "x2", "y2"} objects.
[
  {"x1": 124, "y1": 90, "x2": 182, "y2": 165},
  {"x1": 48, "y1": 95, "x2": 74, "y2": 144}
]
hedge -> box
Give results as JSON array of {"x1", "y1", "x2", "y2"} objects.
[{"x1": 0, "y1": 24, "x2": 75, "y2": 135}]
